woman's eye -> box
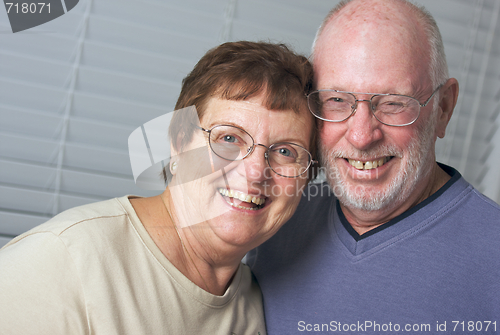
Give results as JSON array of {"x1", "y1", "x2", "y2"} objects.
[
  {"x1": 213, "y1": 133, "x2": 240, "y2": 144},
  {"x1": 222, "y1": 135, "x2": 237, "y2": 143},
  {"x1": 211, "y1": 128, "x2": 248, "y2": 146},
  {"x1": 278, "y1": 148, "x2": 292, "y2": 157},
  {"x1": 272, "y1": 145, "x2": 298, "y2": 159}
]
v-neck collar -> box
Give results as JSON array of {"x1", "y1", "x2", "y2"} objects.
[{"x1": 329, "y1": 164, "x2": 470, "y2": 258}]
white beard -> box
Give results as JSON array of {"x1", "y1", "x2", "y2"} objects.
[{"x1": 320, "y1": 113, "x2": 437, "y2": 212}]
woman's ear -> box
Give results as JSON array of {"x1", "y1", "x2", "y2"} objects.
[
  {"x1": 169, "y1": 132, "x2": 184, "y2": 176},
  {"x1": 435, "y1": 78, "x2": 459, "y2": 139},
  {"x1": 169, "y1": 160, "x2": 178, "y2": 175}
]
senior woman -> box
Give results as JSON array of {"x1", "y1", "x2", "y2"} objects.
[{"x1": 0, "y1": 41, "x2": 315, "y2": 334}]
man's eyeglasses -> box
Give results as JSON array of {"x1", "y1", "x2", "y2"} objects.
[
  {"x1": 198, "y1": 124, "x2": 315, "y2": 178},
  {"x1": 306, "y1": 85, "x2": 442, "y2": 127}
]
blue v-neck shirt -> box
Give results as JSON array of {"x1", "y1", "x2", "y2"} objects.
[{"x1": 247, "y1": 164, "x2": 500, "y2": 334}]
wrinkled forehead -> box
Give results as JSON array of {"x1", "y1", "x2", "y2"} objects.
[{"x1": 202, "y1": 95, "x2": 311, "y2": 127}]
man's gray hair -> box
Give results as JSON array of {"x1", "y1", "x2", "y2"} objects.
[{"x1": 311, "y1": 0, "x2": 449, "y2": 89}]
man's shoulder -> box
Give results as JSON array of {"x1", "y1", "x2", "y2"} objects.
[
  {"x1": 458, "y1": 186, "x2": 500, "y2": 226},
  {"x1": 445, "y1": 172, "x2": 500, "y2": 216},
  {"x1": 428, "y1": 175, "x2": 500, "y2": 248},
  {"x1": 278, "y1": 182, "x2": 336, "y2": 232},
  {"x1": 247, "y1": 182, "x2": 335, "y2": 266},
  {"x1": 470, "y1": 188, "x2": 500, "y2": 212},
  {"x1": 298, "y1": 181, "x2": 336, "y2": 212},
  {"x1": 425, "y1": 165, "x2": 500, "y2": 224}
]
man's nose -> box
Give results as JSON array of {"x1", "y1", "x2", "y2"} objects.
[{"x1": 344, "y1": 100, "x2": 383, "y2": 150}]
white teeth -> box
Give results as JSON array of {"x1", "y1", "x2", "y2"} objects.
[
  {"x1": 218, "y1": 188, "x2": 266, "y2": 207},
  {"x1": 348, "y1": 157, "x2": 390, "y2": 170}
]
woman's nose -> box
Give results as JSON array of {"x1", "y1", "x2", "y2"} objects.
[{"x1": 237, "y1": 144, "x2": 272, "y2": 182}]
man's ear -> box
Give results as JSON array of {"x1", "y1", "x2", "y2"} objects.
[{"x1": 435, "y1": 78, "x2": 459, "y2": 139}]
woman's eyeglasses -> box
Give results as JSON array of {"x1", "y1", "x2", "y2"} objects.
[{"x1": 198, "y1": 124, "x2": 315, "y2": 178}]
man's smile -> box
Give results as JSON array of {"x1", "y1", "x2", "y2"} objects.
[{"x1": 345, "y1": 157, "x2": 394, "y2": 170}]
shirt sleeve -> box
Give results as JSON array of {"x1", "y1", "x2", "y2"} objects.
[{"x1": 0, "y1": 232, "x2": 88, "y2": 335}]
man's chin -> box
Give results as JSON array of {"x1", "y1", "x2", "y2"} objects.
[
  {"x1": 329, "y1": 178, "x2": 402, "y2": 212},
  {"x1": 339, "y1": 190, "x2": 394, "y2": 212}
]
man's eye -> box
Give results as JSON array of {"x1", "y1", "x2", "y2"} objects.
[
  {"x1": 327, "y1": 97, "x2": 344, "y2": 103},
  {"x1": 385, "y1": 101, "x2": 405, "y2": 106},
  {"x1": 378, "y1": 101, "x2": 406, "y2": 109}
]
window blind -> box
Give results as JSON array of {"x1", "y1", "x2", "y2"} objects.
[{"x1": 1, "y1": 0, "x2": 499, "y2": 247}]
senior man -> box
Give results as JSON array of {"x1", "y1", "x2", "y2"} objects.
[{"x1": 247, "y1": 0, "x2": 500, "y2": 333}]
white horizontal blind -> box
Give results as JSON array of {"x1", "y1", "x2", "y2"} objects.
[
  {"x1": 431, "y1": 0, "x2": 500, "y2": 202},
  {"x1": 1, "y1": 0, "x2": 499, "y2": 247}
]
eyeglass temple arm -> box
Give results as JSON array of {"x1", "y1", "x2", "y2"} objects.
[
  {"x1": 190, "y1": 124, "x2": 210, "y2": 133},
  {"x1": 420, "y1": 84, "x2": 444, "y2": 107}
]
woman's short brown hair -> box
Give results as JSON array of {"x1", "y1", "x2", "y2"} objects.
[{"x1": 165, "y1": 41, "x2": 316, "y2": 182}]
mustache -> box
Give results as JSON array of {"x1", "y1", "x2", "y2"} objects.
[{"x1": 319, "y1": 144, "x2": 403, "y2": 161}]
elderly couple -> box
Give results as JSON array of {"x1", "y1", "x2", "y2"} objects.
[{"x1": 1, "y1": 0, "x2": 499, "y2": 334}]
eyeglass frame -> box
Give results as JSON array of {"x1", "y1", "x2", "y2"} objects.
[
  {"x1": 306, "y1": 84, "x2": 443, "y2": 127},
  {"x1": 196, "y1": 124, "x2": 317, "y2": 178}
]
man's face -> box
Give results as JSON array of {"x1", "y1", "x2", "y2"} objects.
[{"x1": 313, "y1": 15, "x2": 440, "y2": 220}]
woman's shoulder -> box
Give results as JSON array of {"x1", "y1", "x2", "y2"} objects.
[{"x1": 3, "y1": 196, "x2": 135, "y2": 249}]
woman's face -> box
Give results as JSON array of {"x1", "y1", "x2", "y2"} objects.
[{"x1": 169, "y1": 94, "x2": 313, "y2": 250}]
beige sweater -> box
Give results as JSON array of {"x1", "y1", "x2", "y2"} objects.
[{"x1": 0, "y1": 196, "x2": 266, "y2": 335}]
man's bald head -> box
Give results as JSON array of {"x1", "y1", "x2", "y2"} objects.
[{"x1": 311, "y1": 0, "x2": 448, "y2": 88}]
